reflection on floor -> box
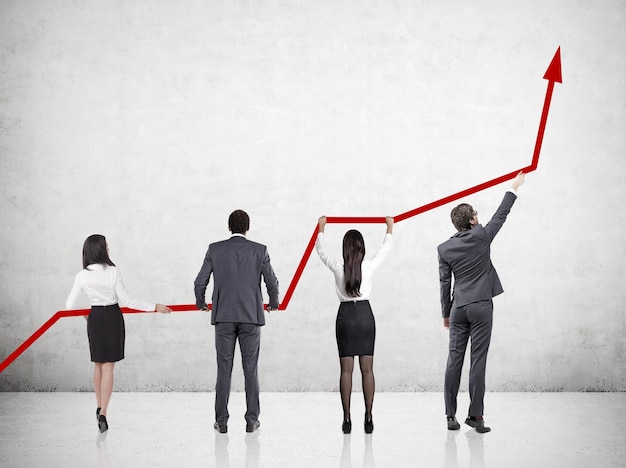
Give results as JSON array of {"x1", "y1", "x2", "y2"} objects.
[{"x1": 0, "y1": 392, "x2": 624, "y2": 467}]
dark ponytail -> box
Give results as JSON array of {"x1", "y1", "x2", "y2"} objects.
[{"x1": 343, "y1": 230, "x2": 365, "y2": 297}]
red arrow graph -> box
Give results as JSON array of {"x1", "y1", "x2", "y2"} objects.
[{"x1": 0, "y1": 48, "x2": 562, "y2": 374}]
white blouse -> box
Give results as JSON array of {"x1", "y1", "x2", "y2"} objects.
[
  {"x1": 66, "y1": 264, "x2": 155, "y2": 311},
  {"x1": 315, "y1": 232, "x2": 393, "y2": 302}
]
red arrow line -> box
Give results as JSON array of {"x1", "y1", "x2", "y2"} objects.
[
  {"x1": 0, "y1": 48, "x2": 562, "y2": 374},
  {"x1": 531, "y1": 46, "x2": 562, "y2": 170}
]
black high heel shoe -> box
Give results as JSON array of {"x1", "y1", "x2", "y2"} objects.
[
  {"x1": 342, "y1": 419, "x2": 352, "y2": 434},
  {"x1": 96, "y1": 407, "x2": 101, "y2": 421},
  {"x1": 364, "y1": 414, "x2": 374, "y2": 434},
  {"x1": 98, "y1": 414, "x2": 109, "y2": 433}
]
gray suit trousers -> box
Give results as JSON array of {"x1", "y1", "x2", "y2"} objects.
[
  {"x1": 215, "y1": 322, "x2": 261, "y2": 425},
  {"x1": 444, "y1": 299, "x2": 493, "y2": 417}
]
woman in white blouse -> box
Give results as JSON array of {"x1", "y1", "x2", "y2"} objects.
[
  {"x1": 66, "y1": 234, "x2": 171, "y2": 433},
  {"x1": 316, "y1": 216, "x2": 393, "y2": 434}
]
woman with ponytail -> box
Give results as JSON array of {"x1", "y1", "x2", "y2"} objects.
[{"x1": 315, "y1": 216, "x2": 393, "y2": 434}]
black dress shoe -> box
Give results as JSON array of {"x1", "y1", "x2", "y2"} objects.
[
  {"x1": 246, "y1": 420, "x2": 260, "y2": 433},
  {"x1": 464, "y1": 417, "x2": 491, "y2": 433},
  {"x1": 98, "y1": 415, "x2": 108, "y2": 433},
  {"x1": 447, "y1": 416, "x2": 460, "y2": 430},
  {"x1": 214, "y1": 422, "x2": 228, "y2": 433},
  {"x1": 96, "y1": 407, "x2": 101, "y2": 421},
  {"x1": 364, "y1": 415, "x2": 374, "y2": 434},
  {"x1": 342, "y1": 420, "x2": 352, "y2": 434}
]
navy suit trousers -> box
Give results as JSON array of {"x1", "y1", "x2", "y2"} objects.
[
  {"x1": 214, "y1": 322, "x2": 261, "y2": 426},
  {"x1": 444, "y1": 299, "x2": 493, "y2": 417}
]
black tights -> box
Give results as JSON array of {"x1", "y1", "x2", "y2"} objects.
[{"x1": 340, "y1": 355, "x2": 374, "y2": 422}]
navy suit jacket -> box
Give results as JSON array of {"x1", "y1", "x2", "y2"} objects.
[
  {"x1": 194, "y1": 235, "x2": 280, "y2": 325},
  {"x1": 437, "y1": 191, "x2": 517, "y2": 318}
]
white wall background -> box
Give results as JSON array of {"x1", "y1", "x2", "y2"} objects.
[{"x1": 1, "y1": 0, "x2": 624, "y2": 392}]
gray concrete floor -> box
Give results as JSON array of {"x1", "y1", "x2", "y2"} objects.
[{"x1": 0, "y1": 392, "x2": 624, "y2": 467}]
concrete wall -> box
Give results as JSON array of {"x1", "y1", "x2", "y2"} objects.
[{"x1": 1, "y1": 0, "x2": 624, "y2": 392}]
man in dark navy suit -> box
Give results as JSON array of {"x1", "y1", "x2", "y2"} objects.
[
  {"x1": 195, "y1": 209, "x2": 279, "y2": 434},
  {"x1": 438, "y1": 172, "x2": 525, "y2": 433}
]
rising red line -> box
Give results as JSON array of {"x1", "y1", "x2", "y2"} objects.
[
  {"x1": 278, "y1": 225, "x2": 319, "y2": 310},
  {"x1": 0, "y1": 48, "x2": 562, "y2": 374},
  {"x1": 278, "y1": 47, "x2": 562, "y2": 311}
]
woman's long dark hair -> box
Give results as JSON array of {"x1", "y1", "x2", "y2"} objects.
[
  {"x1": 82, "y1": 234, "x2": 115, "y2": 270},
  {"x1": 342, "y1": 230, "x2": 365, "y2": 297}
]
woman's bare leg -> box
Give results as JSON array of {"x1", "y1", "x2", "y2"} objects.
[
  {"x1": 99, "y1": 362, "x2": 115, "y2": 416},
  {"x1": 93, "y1": 363, "x2": 103, "y2": 410}
]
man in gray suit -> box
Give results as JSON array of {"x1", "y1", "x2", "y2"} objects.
[
  {"x1": 194, "y1": 209, "x2": 280, "y2": 434},
  {"x1": 438, "y1": 172, "x2": 525, "y2": 433}
]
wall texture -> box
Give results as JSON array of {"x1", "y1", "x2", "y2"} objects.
[{"x1": 1, "y1": 0, "x2": 624, "y2": 392}]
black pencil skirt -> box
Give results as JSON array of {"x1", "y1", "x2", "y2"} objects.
[
  {"x1": 87, "y1": 304, "x2": 125, "y2": 363},
  {"x1": 336, "y1": 300, "x2": 376, "y2": 357}
]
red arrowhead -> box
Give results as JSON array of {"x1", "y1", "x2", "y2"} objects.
[{"x1": 543, "y1": 47, "x2": 562, "y2": 83}]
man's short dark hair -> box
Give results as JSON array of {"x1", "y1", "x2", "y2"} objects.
[
  {"x1": 450, "y1": 203, "x2": 474, "y2": 232},
  {"x1": 229, "y1": 209, "x2": 250, "y2": 234}
]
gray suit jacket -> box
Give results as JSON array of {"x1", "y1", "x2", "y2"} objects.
[
  {"x1": 437, "y1": 191, "x2": 517, "y2": 318},
  {"x1": 194, "y1": 235, "x2": 280, "y2": 325}
]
